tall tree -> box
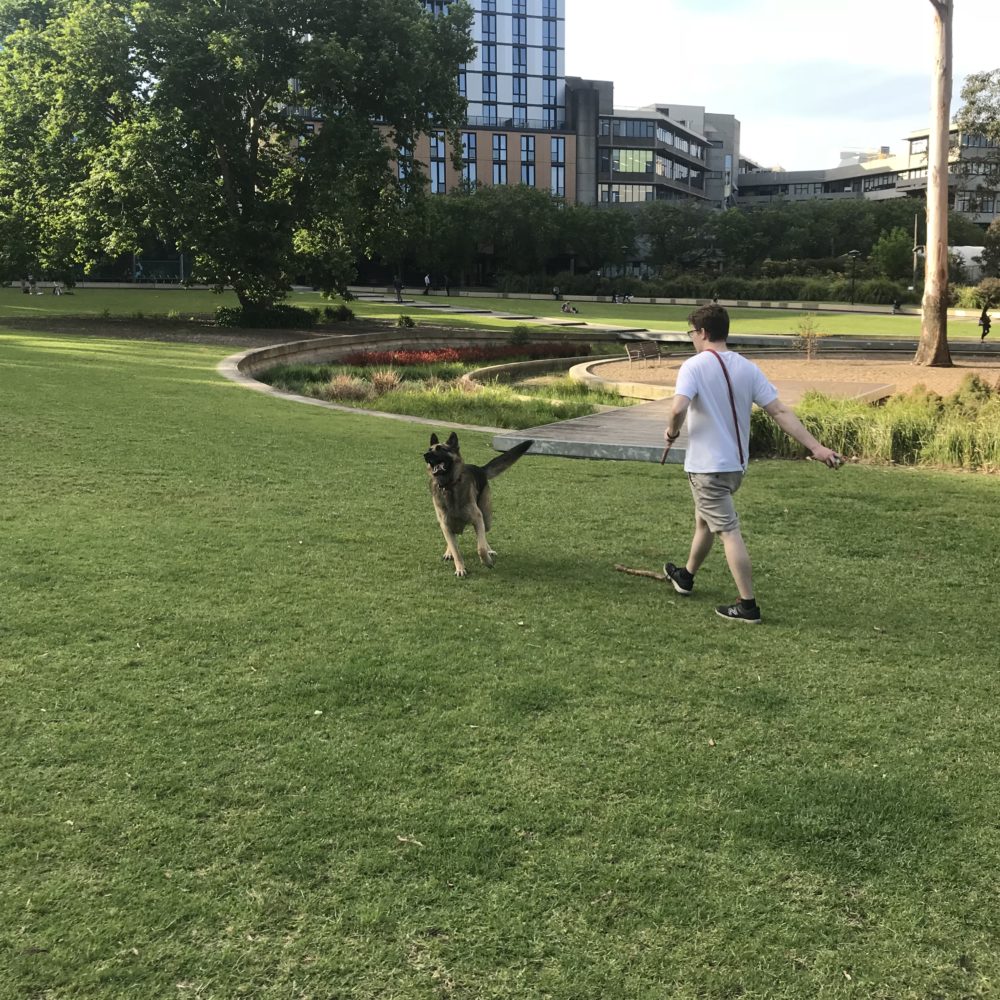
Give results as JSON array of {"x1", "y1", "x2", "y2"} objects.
[
  {"x1": 0, "y1": 0, "x2": 473, "y2": 307},
  {"x1": 915, "y1": 0, "x2": 954, "y2": 367}
]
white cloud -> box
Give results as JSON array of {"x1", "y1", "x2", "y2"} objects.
[{"x1": 565, "y1": 0, "x2": 999, "y2": 169}]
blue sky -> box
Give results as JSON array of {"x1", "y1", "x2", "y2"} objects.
[{"x1": 567, "y1": 0, "x2": 998, "y2": 170}]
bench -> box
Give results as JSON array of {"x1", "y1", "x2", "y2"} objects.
[{"x1": 623, "y1": 340, "x2": 663, "y2": 365}]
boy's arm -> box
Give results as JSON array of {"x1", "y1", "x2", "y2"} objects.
[{"x1": 762, "y1": 398, "x2": 843, "y2": 468}]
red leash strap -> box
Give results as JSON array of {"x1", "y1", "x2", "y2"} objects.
[{"x1": 706, "y1": 349, "x2": 744, "y2": 467}]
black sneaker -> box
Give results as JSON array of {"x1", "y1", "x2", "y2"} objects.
[
  {"x1": 664, "y1": 562, "x2": 694, "y2": 596},
  {"x1": 715, "y1": 601, "x2": 762, "y2": 624}
]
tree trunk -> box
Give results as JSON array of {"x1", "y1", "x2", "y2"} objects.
[{"x1": 914, "y1": 0, "x2": 954, "y2": 367}]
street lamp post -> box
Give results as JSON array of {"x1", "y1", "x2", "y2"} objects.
[{"x1": 847, "y1": 249, "x2": 861, "y2": 305}]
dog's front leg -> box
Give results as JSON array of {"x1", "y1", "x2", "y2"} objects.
[
  {"x1": 435, "y1": 510, "x2": 466, "y2": 577},
  {"x1": 470, "y1": 506, "x2": 495, "y2": 568}
]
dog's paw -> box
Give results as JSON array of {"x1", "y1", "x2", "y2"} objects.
[
  {"x1": 442, "y1": 551, "x2": 454, "y2": 562},
  {"x1": 453, "y1": 565, "x2": 468, "y2": 578},
  {"x1": 479, "y1": 549, "x2": 496, "y2": 568}
]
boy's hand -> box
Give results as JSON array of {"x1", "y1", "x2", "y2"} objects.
[{"x1": 811, "y1": 446, "x2": 844, "y2": 469}]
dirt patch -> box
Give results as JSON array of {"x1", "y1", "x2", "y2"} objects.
[{"x1": 592, "y1": 351, "x2": 1000, "y2": 397}]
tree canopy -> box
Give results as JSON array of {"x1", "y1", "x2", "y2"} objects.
[{"x1": 0, "y1": 0, "x2": 473, "y2": 306}]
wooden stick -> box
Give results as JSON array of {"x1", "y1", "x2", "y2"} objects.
[{"x1": 614, "y1": 564, "x2": 667, "y2": 581}]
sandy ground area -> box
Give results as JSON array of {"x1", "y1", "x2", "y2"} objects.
[{"x1": 593, "y1": 351, "x2": 1000, "y2": 397}]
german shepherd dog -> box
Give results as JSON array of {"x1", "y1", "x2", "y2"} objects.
[{"x1": 424, "y1": 432, "x2": 533, "y2": 577}]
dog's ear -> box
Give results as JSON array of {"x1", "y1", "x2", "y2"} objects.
[
  {"x1": 429, "y1": 433, "x2": 439, "y2": 445},
  {"x1": 446, "y1": 432, "x2": 459, "y2": 449}
]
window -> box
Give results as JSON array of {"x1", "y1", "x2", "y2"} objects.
[
  {"x1": 543, "y1": 19, "x2": 557, "y2": 47},
  {"x1": 482, "y1": 74, "x2": 497, "y2": 101},
  {"x1": 550, "y1": 137, "x2": 565, "y2": 196},
  {"x1": 512, "y1": 15, "x2": 526, "y2": 45},
  {"x1": 962, "y1": 133, "x2": 998, "y2": 149},
  {"x1": 430, "y1": 160, "x2": 445, "y2": 194},
  {"x1": 513, "y1": 76, "x2": 527, "y2": 104},
  {"x1": 483, "y1": 103, "x2": 497, "y2": 125},
  {"x1": 512, "y1": 0, "x2": 526, "y2": 12},
  {"x1": 481, "y1": 44, "x2": 496, "y2": 72},
  {"x1": 599, "y1": 183, "x2": 655, "y2": 203},
  {"x1": 457, "y1": 70, "x2": 466, "y2": 97},
  {"x1": 481, "y1": 0, "x2": 495, "y2": 8},
  {"x1": 542, "y1": 77, "x2": 556, "y2": 105},
  {"x1": 512, "y1": 46, "x2": 527, "y2": 73},
  {"x1": 429, "y1": 131, "x2": 446, "y2": 194},
  {"x1": 543, "y1": 0, "x2": 557, "y2": 16},
  {"x1": 613, "y1": 148, "x2": 653, "y2": 173},
  {"x1": 492, "y1": 133, "x2": 507, "y2": 185},
  {"x1": 544, "y1": 107, "x2": 556, "y2": 128},
  {"x1": 521, "y1": 134, "x2": 535, "y2": 186},
  {"x1": 462, "y1": 132, "x2": 477, "y2": 185},
  {"x1": 542, "y1": 49, "x2": 557, "y2": 76},
  {"x1": 481, "y1": 13, "x2": 496, "y2": 41}
]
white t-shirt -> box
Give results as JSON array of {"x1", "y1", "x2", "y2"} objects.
[{"x1": 674, "y1": 349, "x2": 778, "y2": 473}]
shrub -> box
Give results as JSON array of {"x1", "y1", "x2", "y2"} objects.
[
  {"x1": 396, "y1": 314, "x2": 416, "y2": 328},
  {"x1": 321, "y1": 375, "x2": 373, "y2": 403},
  {"x1": 370, "y1": 368, "x2": 402, "y2": 394},
  {"x1": 215, "y1": 304, "x2": 317, "y2": 329},
  {"x1": 324, "y1": 303, "x2": 355, "y2": 322},
  {"x1": 856, "y1": 278, "x2": 906, "y2": 305},
  {"x1": 509, "y1": 325, "x2": 531, "y2": 345}
]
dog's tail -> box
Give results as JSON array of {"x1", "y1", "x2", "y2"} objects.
[{"x1": 483, "y1": 439, "x2": 533, "y2": 480}]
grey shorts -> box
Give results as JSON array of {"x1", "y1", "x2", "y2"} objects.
[{"x1": 687, "y1": 471, "x2": 744, "y2": 533}]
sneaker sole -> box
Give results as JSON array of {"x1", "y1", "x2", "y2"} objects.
[{"x1": 714, "y1": 608, "x2": 762, "y2": 624}]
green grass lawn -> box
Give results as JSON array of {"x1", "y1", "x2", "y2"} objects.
[
  {"x1": 3, "y1": 322, "x2": 1000, "y2": 998},
  {"x1": 2, "y1": 285, "x2": 989, "y2": 341}
]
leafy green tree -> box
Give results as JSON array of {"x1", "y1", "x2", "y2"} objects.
[
  {"x1": 981, "y1": 217, "x2": 1000, "y2": 277},
  {"x1": 0, "y1": 0, "x2": 473, "y2": 307},
  {"x1": 558, "y1": 203, "x2": 635, "y2": 274},
  {"x1": 955, "y1": 67, "x2": 1000, "y2": 206},
  {"x1": 870, "y1": 227, "x2": 914, "y2": 282}
]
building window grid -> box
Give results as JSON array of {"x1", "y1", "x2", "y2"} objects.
[
  {"x1": 512, "y1": 15, "x2": 527, "y2": 44},
  {"x1": 543, "y1": 0, "x2": 557, "y2": 16},
  {"x1": 512, "y1": 0, "x2": 526, "y2": 11},
  {"x1": 481, "y1": 13, "x2": 496, "y2": 41},
  {"x1": 481, "y1": 43, "x2": 496, "y2": 72},
  {"x1": 513, "y1": 46, "x2": 527, "y2": 72}
]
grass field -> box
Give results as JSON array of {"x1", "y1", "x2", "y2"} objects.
[
  {"x1": 1, "y1": 285, "x2": 990, "y2": 341},
  {"x1": 3, "y1": 317, "x2": 1000, "y2": 998}
]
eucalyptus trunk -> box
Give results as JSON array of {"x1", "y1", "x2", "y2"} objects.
[{"x1": 914, "y1": 0, "x2": 954, "y2": 367}]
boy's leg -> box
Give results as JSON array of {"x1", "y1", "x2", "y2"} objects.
[
  {"x1": 686, "y1": 513, "x2": 714, "y2": 574},
  {"x1": 719, "y1": 528, "x2": 754, "y2": 600}
]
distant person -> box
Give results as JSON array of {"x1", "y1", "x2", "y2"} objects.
[
  {"x1": 980, "y1": 303, "x2": 992, "y2": 341},
  {"x1": 560, "y1": 301, "x2": 578, "y2": 314},
  {"x1": 423, "y1": 273, "x2": 431, "y2": 295},
  {"x1": 20, "y1": 277, "x2": 29, "y2": 294},
  {"x1": 393, "y1": 275, "x2": 403, "y2": 303},
  {"x1": 892, "y1": 299, "x2": 901, "y2": 314},
  {"x1": 552, "y1": 285, "x2": 561, "y2": 300},
  {"x1": 661, "y1": 304, "x2": 843, "y2": 624},
  {"x1": 443, "y1": 273, "x2": 450, "y2": 296}
]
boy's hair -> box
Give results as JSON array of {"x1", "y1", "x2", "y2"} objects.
[{"x1": 688, "y1": 303, "x2": 729, "y2": 342}]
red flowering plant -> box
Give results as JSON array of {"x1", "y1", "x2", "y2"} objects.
[{"x1": 339, "y1": 343, "x2": 586, "y2": 366}]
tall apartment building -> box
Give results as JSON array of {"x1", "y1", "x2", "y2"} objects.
[{"x1": 414, "y1": 0, "x2": 576, "y2": 201}]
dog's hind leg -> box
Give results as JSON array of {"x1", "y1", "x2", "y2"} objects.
[{"x1": 470, "y1": 505, "x2": 496, "y2": 568}]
